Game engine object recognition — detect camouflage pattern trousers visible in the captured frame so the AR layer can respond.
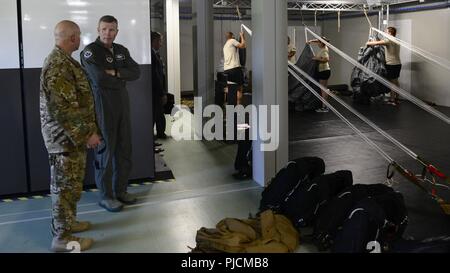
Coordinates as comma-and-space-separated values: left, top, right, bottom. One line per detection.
49, 151, 87, 239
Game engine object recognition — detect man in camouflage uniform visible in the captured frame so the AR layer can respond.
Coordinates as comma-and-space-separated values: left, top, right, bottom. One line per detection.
40, 20, 101, 252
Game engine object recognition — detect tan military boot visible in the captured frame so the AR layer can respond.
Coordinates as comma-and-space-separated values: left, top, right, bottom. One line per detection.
72, 221, 92, 233
51, 236, 94, 252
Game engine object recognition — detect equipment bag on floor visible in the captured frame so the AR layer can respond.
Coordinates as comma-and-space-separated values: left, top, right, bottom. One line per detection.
259, 157, 325, 213
281, 170, 354, 229
332, 191, 408, 253
190, 209, 299, 253
313, 184, 396, 251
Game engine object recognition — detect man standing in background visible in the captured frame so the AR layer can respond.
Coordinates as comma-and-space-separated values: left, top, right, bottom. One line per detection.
223, 31, 246, 106
151, 31, 168, 140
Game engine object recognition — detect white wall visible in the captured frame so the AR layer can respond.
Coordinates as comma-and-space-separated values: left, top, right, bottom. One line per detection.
393, 9, 450, 107
0, 0, 20, 69
322, 9, 450, 107
322, 15, 378, 89
21, 0, 152, 68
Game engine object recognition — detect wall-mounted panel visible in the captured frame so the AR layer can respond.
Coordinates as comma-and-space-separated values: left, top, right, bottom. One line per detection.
0, 0, 29, 196
0, 70, 29, 196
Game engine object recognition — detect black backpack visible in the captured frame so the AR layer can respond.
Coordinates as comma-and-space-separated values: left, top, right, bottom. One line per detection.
281, 170, 354, 229
313, 184, 395, 251
332, 191, 408, 253
259, 157, 325, 213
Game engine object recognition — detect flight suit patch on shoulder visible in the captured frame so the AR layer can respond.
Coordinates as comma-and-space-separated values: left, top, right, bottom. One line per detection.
83, 50, 93, 59
116, 54, 126, 61
106, 57, 114, 63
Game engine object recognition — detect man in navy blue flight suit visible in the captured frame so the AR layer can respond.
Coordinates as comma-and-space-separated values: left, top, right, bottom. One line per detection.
81, 15, 140, 212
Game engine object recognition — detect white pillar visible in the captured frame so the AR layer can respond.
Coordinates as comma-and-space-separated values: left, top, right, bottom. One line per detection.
193, 0, 215, 108
252, 0, 289, 186
166, 0, 181, 104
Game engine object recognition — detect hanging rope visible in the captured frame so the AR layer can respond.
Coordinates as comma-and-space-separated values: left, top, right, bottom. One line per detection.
363, 8, 373, 36
236, 5, 242, 21
314, 10, 317, 27
300, 9, 304, 25
237, 5, 243, 34
288, 60, 450, 185
305, 27, 450, 125
337, 11, 341, 32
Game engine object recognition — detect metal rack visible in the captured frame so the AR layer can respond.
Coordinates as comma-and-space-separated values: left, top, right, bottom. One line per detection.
288, 1, 372, 12
151, 0, 422, 25
287, 1, 420, 29
213, 0, 251, 9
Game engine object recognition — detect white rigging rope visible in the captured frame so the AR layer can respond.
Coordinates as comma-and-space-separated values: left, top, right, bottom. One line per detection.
288, 60, 418, 160
305, 27, 450, 125
288, 67, 394, 163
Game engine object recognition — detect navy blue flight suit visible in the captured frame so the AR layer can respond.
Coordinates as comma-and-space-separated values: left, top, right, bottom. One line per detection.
81, 37, 140, 200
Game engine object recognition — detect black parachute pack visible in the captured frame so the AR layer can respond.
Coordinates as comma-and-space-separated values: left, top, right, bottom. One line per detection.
350, 35, 390, 104
312, 184, 405, 251
332, 191, 408, 253
288, 45, 321, 112
259, 157, 325, 213
281, 170, 354, 229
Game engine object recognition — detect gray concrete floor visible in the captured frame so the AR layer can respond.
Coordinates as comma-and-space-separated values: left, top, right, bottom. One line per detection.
0, 117, 267, 253
0, 114, 334, 253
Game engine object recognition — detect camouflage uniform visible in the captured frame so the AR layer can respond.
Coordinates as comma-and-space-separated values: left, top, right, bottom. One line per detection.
40, 46, 99, 239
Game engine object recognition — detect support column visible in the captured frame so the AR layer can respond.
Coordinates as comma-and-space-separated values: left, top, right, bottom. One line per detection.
252, 0, 288, 186
193, 0, 215, 108
166, 0, 181, 104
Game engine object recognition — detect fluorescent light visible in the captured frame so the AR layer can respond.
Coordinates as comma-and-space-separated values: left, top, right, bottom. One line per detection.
71, 15, 88, 21
70, 10, 88, 14
66, 0, 89, 7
